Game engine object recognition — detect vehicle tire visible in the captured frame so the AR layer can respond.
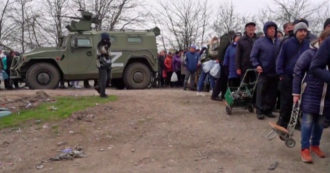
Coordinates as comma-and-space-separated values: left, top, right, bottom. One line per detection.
123, 62, 151, 89
26, 63, 60, 89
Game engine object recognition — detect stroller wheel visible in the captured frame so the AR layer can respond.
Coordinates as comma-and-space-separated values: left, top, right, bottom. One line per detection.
285, 138, 296, 148
247, 105, 254, 113
226, 106, 232, 115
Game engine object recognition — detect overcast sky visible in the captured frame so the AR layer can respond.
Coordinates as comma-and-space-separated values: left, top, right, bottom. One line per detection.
147, 0, 327, 16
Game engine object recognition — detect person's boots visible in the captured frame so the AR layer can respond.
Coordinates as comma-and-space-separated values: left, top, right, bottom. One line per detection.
94, 86, 100, 94
311, 146, 326, 158
301, 149, 313, 163
257, 114, 265, 120
84, 80, 91, 88
322, 118, 330, 128
276, 117, 287, 128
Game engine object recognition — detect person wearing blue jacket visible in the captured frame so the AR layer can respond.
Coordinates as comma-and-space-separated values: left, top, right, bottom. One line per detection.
183, 46, 200, 90
276, 22, 310, 127
224, 33, 241, 87
292, 30, 330, 163
250, 21, 280, 119
310, 36, 330, 129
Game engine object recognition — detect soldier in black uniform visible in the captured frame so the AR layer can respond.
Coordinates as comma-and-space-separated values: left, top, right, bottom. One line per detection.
95, 33, 112, 98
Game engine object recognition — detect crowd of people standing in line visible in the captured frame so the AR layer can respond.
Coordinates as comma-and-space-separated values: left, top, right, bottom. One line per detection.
157, 18, 330, 164
0, 48, 20, 89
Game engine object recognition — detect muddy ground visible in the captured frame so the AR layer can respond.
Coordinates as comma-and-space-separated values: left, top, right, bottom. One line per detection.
0, 88, 329, 173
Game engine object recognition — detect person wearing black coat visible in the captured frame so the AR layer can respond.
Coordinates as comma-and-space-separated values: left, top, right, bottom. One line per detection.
158, 50, 166, 87
310, 36, 330, 128
235, 22, 258, 76
235, 22, 258, 89
95, 33, 112, 98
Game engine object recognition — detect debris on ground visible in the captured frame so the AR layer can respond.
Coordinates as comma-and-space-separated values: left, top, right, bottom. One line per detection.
69, 112, 96, 122
0, 91, 55, 113
35, 160, 48, 170
268, 161, 279, 171
0, 108, 12, 118
35, 163, 44, 169
48, 106, 58, 111
1, 141, 10, 148
57, 141, 67, 147
49, 146, 85, 161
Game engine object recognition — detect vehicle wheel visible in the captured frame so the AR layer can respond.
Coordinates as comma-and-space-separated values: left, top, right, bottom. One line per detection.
248, 104, 254, 113
123, 62, 151, 89
285, 138, 296, 148
226, 106, 232, 115
26, 63, 60, 89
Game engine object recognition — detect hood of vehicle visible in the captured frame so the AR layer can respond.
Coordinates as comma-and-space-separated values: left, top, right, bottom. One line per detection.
23, 47, 64, 58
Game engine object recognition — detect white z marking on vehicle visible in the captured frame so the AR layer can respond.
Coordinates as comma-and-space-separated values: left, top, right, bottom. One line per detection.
111, 52, 123, 67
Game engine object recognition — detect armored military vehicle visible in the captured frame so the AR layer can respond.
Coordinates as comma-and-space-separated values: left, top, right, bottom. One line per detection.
10, 11, 159, 89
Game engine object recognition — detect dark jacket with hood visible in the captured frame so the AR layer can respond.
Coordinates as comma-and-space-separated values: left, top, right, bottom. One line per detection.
310, 37, 330, 83
223, 42, 239, 79
235, 32, 258, 72
250, 21, 280, 75
293, 41, 330, 115
276, 35, 310, 77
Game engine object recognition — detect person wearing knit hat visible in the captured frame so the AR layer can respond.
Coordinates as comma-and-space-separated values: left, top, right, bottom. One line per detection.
324, 18, 330, 31
294, 22, 308, 35
276, 21, 310, 128
293, 19, 317, 42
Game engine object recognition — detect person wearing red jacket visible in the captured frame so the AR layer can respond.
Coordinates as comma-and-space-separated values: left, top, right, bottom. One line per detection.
164, 51, 174, 87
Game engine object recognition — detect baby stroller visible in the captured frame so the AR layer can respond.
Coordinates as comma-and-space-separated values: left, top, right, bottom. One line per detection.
224, 69, 259, 115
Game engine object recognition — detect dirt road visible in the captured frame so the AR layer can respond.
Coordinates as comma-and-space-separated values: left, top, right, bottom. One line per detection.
0, 89, 329, 173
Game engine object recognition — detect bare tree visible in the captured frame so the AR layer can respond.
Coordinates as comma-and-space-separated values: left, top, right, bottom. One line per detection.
213, 2, 243, 36
271, 0, 327, 23
71, 0, 146, 31
155, 0, 210, 50
260, 0, 329, 33
45, 0, 69, 47
6, 0, 34, 52
0, 0, 11, 41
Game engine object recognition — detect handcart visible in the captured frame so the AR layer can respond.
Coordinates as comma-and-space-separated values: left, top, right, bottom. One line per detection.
268, 103, 301, 148
224, 69, 259, 115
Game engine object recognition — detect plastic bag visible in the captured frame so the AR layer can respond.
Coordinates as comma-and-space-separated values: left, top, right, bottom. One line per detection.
171, 72, 178, 82
202, 60, 214, 73
0, 70, 8, 80
210, 63, 221, 79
